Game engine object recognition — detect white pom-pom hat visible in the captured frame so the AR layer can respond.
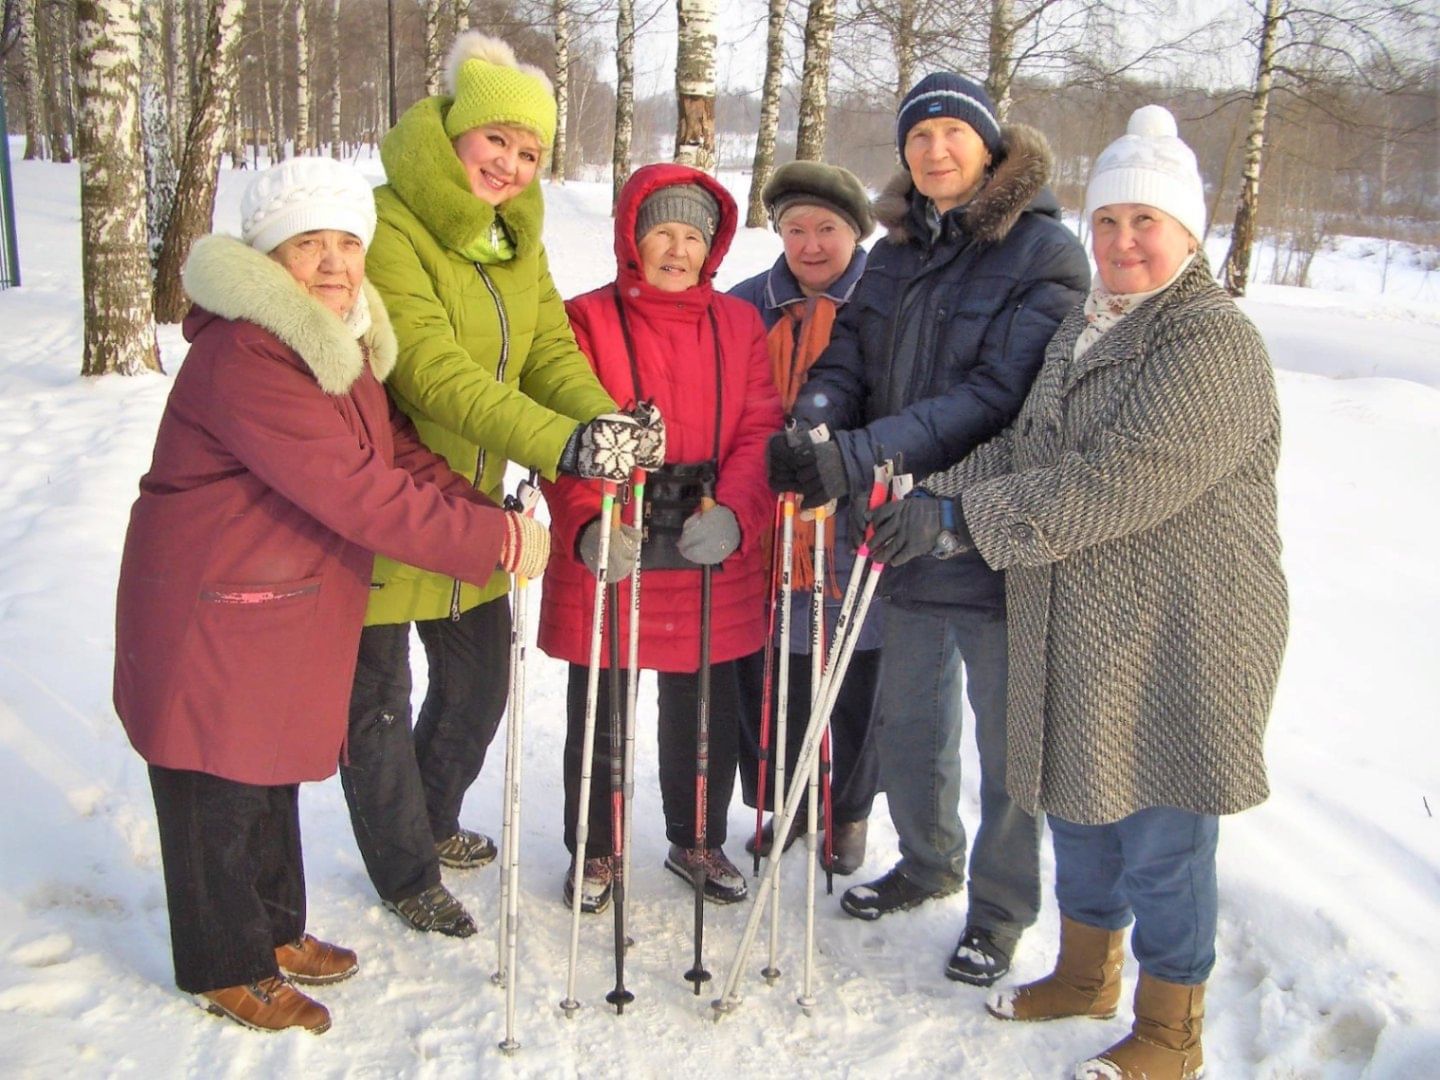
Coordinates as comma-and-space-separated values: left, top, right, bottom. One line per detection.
241, 156, 377, 254
1085, 105, 1205, 241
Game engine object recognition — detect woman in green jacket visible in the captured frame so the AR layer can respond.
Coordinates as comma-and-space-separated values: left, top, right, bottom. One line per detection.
342, 32, 653, 936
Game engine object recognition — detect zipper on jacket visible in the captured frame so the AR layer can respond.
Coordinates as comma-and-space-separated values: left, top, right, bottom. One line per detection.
449, 263, 513, 621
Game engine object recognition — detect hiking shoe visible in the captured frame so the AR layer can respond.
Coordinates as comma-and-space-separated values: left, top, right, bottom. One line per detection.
665, 844, 749, 904
744, 814, 803, 858
435, 828, 497, 869
839, 866, 957, 921
201, 975, 330, 1034
561, 857, 614, 915
823, 819, 869, 877
945, 925, 1013, 986
275, 934, 358, 985
384, 883, 477, 937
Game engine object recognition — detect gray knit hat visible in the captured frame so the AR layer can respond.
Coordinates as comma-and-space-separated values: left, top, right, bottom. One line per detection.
763, 161, 875, 240
634, 184, 720, 249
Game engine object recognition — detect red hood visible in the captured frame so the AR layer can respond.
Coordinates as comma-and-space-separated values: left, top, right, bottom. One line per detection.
613, 164, 738, 298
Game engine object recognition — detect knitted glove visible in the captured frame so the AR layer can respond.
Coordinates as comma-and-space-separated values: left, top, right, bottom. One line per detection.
795, 439, 849, 506
627, 401, 667, 470
559, 413, 644, 481
766, 431, 806, 493
677, 504, 740, 566
498, 512, 551, 579
578, 518, 642, 581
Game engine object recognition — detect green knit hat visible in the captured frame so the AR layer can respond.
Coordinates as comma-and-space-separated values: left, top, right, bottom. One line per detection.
763, 161, 875, 240
442, 32, 557, 148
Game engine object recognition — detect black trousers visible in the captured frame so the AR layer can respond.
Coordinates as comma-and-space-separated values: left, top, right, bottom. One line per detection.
148, 764, 304, 994
341, 596, 510, 902
735, 645, 881, 825
563, 660, 742, 859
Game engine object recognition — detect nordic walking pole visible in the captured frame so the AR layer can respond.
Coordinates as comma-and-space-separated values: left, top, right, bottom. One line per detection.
495, 474, 540, 1053
751, 496, 785, 876
711, 465, 902, 1018
798, 503, 826, 1014
562, 479, 620, 1018
684, 481, 718, 994
604, 554, 634, 1013
762, 493, 795, 985
620, 468, 645, 946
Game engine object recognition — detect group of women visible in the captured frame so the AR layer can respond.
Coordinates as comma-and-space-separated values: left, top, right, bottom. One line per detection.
113, 31, 1285, 1080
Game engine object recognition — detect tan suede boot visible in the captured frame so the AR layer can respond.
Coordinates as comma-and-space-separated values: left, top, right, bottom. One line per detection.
986, 916, 1124, 1022
1073, 973, 1206, 1080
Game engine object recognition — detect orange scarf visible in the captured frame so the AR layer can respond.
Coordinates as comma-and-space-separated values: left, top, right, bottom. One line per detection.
767, 298, 841, 598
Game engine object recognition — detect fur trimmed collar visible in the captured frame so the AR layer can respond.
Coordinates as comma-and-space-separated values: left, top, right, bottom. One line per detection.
181, 235, 398, 395
379, 96, 543, 258
875, 123, 1055, 247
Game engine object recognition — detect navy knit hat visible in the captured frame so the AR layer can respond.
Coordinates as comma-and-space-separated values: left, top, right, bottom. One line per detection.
896, 72, 1003, 158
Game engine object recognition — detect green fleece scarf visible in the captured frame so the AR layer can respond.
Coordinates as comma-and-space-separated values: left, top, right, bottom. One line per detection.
379, 96, 542, 264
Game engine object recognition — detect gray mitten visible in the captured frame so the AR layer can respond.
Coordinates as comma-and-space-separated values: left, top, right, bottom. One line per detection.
561, 413, 644, 481
578, 518, 642, 580
677, 504, 740, 566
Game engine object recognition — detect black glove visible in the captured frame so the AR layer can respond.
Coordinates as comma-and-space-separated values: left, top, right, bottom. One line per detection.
559, 413, 644, 481
795, 439, 848, 506
868, 496, 975, 566
766, 430, 807, 493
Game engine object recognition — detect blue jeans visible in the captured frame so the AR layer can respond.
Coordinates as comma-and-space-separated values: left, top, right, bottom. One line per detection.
1049, 807, 1219, 984
875, 601, 1040, 944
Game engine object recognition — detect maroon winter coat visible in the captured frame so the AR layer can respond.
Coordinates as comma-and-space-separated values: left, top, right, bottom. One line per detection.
537, 164, 782, 671
114, 235, 509, 786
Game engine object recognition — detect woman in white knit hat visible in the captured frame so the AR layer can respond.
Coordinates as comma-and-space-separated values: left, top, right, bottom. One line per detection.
114, 156, 550, 1034
861, 105, 1288, 1080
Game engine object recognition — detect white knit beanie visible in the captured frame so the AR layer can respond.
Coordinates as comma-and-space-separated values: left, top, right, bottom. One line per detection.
241, 156, 377, 254
1085, 105, 1205, 242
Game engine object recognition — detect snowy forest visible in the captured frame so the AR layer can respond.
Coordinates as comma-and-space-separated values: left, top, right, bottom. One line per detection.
0, 0, 1435, 375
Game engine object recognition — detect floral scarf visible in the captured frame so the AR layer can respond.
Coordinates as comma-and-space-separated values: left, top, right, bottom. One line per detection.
1074, 253, 1196, 360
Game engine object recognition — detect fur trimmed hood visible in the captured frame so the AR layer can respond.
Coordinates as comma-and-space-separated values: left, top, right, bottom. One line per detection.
876, 123, 1056, 246
180, 234, 397, 395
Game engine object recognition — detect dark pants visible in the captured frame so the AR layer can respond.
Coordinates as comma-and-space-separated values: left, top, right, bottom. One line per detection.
341, 596, 510, 902
1050, 808, 1220, 985
564, 660, 741, 859
735, 645, 880, 825
148, 764, 304, 994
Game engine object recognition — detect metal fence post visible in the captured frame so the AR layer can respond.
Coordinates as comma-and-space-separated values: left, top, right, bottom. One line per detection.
0, 84, 22, 290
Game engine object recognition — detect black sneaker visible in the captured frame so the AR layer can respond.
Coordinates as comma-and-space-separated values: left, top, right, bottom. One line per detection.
434, 828, 497, 869
384, 883, 477, 937
944, 925, 1012, 986
665, 844, 749, 904
839, 866, 957, 921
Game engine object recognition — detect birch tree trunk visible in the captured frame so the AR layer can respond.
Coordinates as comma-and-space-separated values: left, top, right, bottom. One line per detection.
153, 0, 248, 323
986, 0, 1016, 121
140, 2, 178, 270
75, 0, 161, 376
327, 0, 341, 157
1222, 0, 1282, 298
423, 0, 446, 95
172, 0, 193, 161
673, 0, 716, 171
745, 0, 787, 227
293, 0, 311, 156
40, 3, 73, 161
894, 0, 917, 105
551, 0, 570, 182
794, 0, 834, 161
262, 0, 286, 161
19, 0, 46, 159
611, 0, 634, 210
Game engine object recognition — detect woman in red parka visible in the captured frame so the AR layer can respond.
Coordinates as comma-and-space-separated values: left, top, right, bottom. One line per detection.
113, 157, 548, 1035
539, 164, 782, 911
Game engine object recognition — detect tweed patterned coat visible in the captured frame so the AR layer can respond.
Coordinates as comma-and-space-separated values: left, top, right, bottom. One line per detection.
924, 256, 1288, 825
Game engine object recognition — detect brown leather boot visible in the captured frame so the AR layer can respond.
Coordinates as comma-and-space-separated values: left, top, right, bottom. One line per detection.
987, 916, 1124, 1022
275, 934, 359, 985
824, 820, 869, 876
1074, 973, 1205, 1080
201, 975, 331, 1034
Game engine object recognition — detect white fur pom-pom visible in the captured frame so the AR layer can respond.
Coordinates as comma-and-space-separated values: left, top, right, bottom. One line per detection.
1127, 104, 1178, 139
444, 31, 518, 96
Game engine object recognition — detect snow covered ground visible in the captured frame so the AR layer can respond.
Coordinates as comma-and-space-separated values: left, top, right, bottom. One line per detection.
1, 151, 1437, 1078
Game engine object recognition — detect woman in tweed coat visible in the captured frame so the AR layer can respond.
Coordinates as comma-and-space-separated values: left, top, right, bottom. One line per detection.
866, 106, 1287, 1080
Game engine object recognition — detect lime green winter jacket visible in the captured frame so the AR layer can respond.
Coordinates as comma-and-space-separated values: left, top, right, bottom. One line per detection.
364, 96, 617, 625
